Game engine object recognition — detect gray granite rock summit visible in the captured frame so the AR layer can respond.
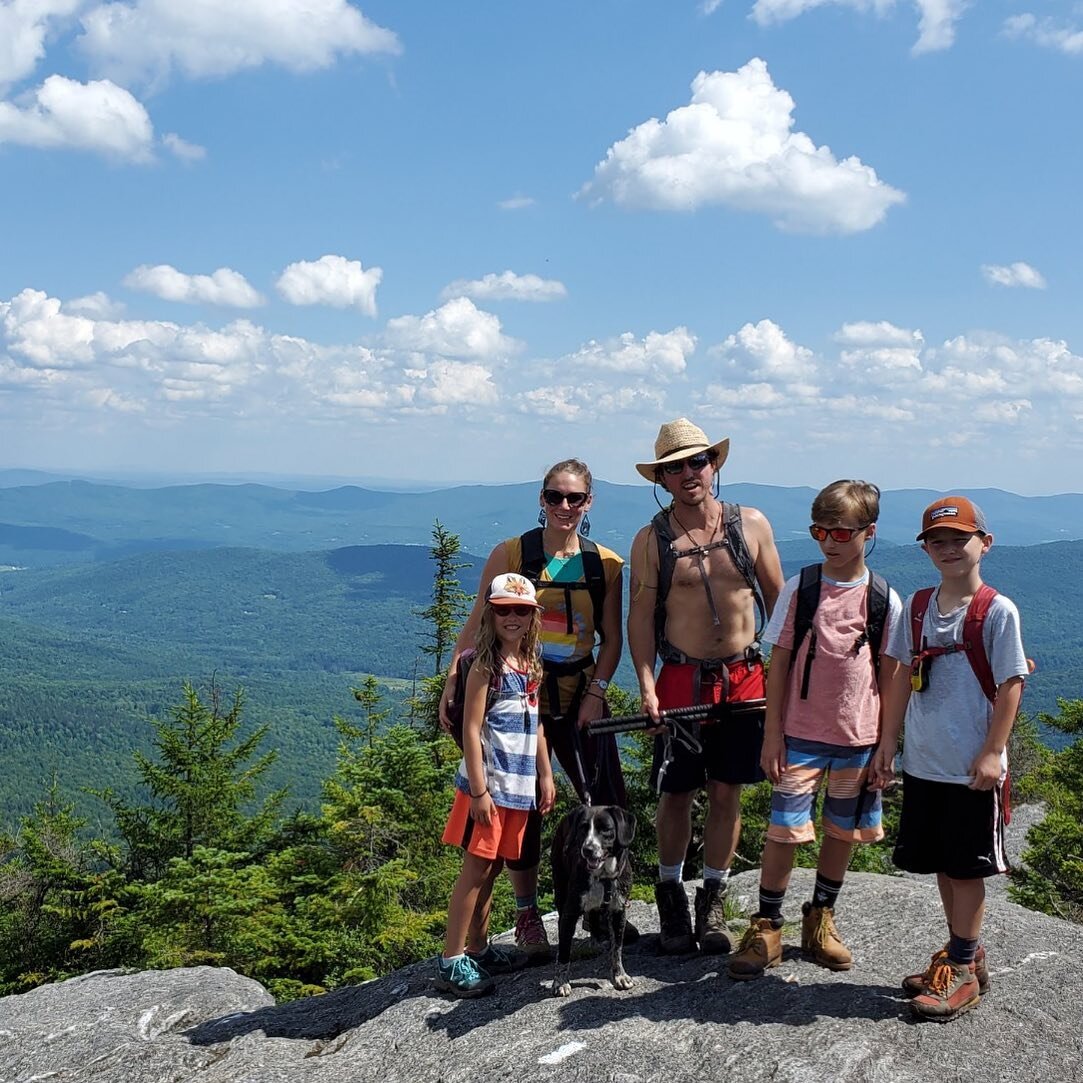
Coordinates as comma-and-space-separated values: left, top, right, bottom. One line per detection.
2, 868, 1082, 1083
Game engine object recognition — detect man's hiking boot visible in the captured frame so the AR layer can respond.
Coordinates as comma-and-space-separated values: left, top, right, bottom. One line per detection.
694, 879, 731, 954
654, 880, 695, 954
727, 916, 783, 980
903, 944, 989, 997
800, 902, 852, 971
467, 941, 529, 975
514, 905, 553, 964
910, 958, 981, 1021
433, 954, 494, 998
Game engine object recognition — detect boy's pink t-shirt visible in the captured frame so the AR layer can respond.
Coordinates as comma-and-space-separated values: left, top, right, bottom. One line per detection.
765, 570, 902, 746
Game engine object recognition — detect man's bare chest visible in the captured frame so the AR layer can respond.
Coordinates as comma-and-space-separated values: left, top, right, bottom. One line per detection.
668, 536, 747, 593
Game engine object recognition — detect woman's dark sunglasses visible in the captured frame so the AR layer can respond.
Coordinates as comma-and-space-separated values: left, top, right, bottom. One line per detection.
493, 604, 537, 617
661, 451, 714, 476
542, 489, 589, 507
809, 524, 870, 543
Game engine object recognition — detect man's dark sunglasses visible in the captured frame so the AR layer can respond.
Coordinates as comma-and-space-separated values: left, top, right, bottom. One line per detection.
494, 604, 537, 617
661, 451, 714, 476
542, 489, 589, 507
809, 524, 871, 543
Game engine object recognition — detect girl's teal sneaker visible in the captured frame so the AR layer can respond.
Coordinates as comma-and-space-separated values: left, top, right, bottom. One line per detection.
433, 953, 494, 998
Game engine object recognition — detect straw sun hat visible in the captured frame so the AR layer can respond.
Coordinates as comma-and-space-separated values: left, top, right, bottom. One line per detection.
635, 418, 730, 482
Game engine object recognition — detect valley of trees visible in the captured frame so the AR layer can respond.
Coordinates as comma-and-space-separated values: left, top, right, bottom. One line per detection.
1, 524, 1081, 1001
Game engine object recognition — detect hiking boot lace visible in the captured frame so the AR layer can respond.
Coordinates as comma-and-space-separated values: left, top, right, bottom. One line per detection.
447, 954, 487, 986
809, 908, 838, 949
925, 960, 955, 998
736, 923, 763, 953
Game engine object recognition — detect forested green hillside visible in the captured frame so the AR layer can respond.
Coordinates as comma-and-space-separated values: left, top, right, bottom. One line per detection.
0, 537, 1077, 823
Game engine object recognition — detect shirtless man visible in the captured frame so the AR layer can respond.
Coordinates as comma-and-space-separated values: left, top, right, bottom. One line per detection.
628, 418, 783, 954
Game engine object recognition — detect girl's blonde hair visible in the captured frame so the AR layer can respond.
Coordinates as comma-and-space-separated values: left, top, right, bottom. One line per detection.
474, 603, 543, 683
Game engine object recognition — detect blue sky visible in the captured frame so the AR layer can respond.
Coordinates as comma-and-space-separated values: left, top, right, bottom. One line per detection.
1, 0, 1080, 494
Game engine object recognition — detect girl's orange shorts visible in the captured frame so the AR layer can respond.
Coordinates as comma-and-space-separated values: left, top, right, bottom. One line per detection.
442, 790, 530, 861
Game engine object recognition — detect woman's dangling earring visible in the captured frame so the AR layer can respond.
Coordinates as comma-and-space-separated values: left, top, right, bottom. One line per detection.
580, 513, 591, 537
538, 508, 547, 527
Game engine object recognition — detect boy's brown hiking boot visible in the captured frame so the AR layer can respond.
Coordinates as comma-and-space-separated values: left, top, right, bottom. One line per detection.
727, 916, 783, 980
654, 880, 696, 954
800, 902, 852, 971
694, 880, 732, 954
910, 958, 981, 1021
903, 944, 989, 997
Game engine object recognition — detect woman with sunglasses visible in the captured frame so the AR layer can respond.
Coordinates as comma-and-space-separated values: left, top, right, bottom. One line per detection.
439, 458, 628, 960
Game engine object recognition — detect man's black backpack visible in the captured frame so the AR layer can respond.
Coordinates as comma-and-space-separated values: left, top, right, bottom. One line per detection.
789, 565, 890, 700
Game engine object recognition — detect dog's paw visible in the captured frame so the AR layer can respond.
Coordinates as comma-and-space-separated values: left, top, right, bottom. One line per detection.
551, 980, 573, 998
612, 971, 634, 991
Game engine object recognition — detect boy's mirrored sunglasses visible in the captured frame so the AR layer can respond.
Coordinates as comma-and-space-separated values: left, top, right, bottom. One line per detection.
809, 524, 871, 543
542, 489, 589, 507
493, 604, 537, 617
661, 451, 714, 475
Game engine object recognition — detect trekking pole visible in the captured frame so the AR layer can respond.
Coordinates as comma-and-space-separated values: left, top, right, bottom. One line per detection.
585, 699, 766, 737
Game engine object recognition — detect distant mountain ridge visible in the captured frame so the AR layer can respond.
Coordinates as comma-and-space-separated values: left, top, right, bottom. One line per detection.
2, 478, 1082, 570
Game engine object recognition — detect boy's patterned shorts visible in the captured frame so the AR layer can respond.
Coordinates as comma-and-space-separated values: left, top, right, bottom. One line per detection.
767, 736, 884, 845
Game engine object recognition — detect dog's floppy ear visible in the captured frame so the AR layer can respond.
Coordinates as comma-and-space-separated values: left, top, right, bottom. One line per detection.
613, 807, 636, 846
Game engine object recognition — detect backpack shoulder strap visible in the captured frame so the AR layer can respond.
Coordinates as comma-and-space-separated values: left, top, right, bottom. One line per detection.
517, 528, 545, 581
963, 584, 999, 703
790, 563, 822, 665
910, 587, 936, 655
866, 572, 891, 675
578, 536, 607, 645
723, 503, 767, 638
651, 508, 676, 652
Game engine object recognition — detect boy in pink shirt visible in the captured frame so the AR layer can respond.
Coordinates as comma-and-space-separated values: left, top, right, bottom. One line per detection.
729, 480, 902, 980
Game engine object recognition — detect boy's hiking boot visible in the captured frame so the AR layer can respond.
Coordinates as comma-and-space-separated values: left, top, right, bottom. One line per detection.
910, 958, 981, 1021
903, 944, 989, 997
514, 905, 553, 963
654, 880, 696, 954
694, 880, 732, 954
433, 954, 494, 998
467, 941, 529, 975
727, 916, 783, 980
800, 902, 852, 971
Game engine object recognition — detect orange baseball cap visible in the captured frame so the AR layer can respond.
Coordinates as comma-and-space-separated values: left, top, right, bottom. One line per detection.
917, 496, 988, 540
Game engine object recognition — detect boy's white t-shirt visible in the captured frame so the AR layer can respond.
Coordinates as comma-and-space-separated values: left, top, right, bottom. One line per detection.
765, 569, 903, 746
885, 589, 1028, 784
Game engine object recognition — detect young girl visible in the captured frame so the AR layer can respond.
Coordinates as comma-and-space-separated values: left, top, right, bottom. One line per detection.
435, 573, 557, 997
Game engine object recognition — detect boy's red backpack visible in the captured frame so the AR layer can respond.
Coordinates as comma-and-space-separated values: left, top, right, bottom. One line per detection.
909, 584, 1021, 822
444, 649, 498, 750
908, 584, 999, 703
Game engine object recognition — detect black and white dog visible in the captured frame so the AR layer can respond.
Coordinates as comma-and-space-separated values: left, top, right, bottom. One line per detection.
550, 804, 636, 998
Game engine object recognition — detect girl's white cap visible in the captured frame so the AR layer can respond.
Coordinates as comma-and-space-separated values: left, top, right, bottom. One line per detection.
487, 572, 543, 608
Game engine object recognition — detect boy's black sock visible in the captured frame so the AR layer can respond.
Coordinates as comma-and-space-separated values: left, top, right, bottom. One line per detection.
757, 885, 786, 922
948, 931, 979, 965
811, 873, 844, 910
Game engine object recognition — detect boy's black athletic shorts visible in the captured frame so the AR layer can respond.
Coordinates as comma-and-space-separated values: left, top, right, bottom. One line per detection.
893, 771, 1009, 879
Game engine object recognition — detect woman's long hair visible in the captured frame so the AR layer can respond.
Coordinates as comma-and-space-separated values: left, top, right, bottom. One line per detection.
474, 604, 542, 683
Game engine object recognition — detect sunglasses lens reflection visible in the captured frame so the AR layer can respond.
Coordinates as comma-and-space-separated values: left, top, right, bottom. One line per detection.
542, 489, 588, 507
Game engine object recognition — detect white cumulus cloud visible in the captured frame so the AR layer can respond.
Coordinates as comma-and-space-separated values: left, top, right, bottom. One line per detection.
276, 255, 382, 315
834, 320, 923, 348
382, 298, 517, 361
441, 271, 567, 304
0, 75, 154, 161
125, 264, 264, 307
162, 131, 205, 161
980, 262, 1047, 289
579, 59, 904, 234
750, 0, 966, 54
1003, 13, 1083, 55
64, 292, 126, 319
498, 195, 536, 210
0, 0, 83, 90
712, 318, 816, 382
78, 0, 401, 85
560, 327, 696, 377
